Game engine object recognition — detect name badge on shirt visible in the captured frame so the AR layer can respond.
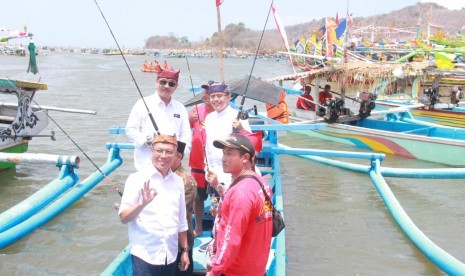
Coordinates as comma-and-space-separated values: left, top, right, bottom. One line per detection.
174, 114, 180, 118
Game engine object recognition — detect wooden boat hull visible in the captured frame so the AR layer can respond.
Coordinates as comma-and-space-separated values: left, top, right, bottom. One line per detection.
376, 100, 465, 129
0, 142, 28, 171
0, 79, 49, 171
140, 67, 158, 73
410, 108, 465, 129
292, 119, 465, 166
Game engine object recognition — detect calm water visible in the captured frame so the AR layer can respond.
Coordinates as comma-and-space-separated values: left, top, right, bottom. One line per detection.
1, 53, 464, 275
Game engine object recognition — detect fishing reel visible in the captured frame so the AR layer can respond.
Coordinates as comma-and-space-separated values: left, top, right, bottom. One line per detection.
237, 105, 258, 120
358, 92, 377, 119
324, 98, 344, 123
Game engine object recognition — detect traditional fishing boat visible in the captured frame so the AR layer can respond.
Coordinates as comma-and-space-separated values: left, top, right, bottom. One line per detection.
0, 78, 50, 171
289, 112, 465, 166
101, 125, 286, 275
101, 118, 465, 275
265, 65, 465, 166
374, 67, 465, 129
140, 67, 158, 73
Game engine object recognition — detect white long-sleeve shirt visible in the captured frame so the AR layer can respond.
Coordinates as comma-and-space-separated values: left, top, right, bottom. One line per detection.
119, 166, 188, 265
205, 105, 251, 186
126, 93, 191, 171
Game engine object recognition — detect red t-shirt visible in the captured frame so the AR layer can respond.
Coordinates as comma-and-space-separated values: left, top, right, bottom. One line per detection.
209, 173, 273, 276
318, 91, 333, 105
296, 94, 315, 110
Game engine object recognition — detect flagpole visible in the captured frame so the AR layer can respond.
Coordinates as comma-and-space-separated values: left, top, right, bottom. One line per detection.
216, 3, 225, 82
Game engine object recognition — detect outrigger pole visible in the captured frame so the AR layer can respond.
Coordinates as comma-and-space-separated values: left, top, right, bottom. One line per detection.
93, 0, 160, 136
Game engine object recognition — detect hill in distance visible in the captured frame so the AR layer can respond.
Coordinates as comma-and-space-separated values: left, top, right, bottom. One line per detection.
145, 2, 465, 52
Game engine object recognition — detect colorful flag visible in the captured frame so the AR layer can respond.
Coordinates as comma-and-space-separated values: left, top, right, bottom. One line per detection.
270, 1, 296, 73
434, 52, 455, 69
27, 41, 38, 74
216, 0, 223, 6
325, 17, 337, 57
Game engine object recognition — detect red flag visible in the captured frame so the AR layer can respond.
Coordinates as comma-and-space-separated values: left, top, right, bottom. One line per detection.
335, 12, 339, 25
216, 0, 223, 6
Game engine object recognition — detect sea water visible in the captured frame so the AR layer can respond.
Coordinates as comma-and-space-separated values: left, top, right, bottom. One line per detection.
1, 53, 464, 275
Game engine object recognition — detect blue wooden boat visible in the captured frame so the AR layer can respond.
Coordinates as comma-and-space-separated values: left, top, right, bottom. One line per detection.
288, 109, 465, 166
101, 126, 287, 275
101, 122, 465, 275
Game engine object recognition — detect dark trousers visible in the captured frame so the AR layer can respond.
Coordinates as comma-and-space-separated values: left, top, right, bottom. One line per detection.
175, 248, 193, 276
132, 254, 177, 276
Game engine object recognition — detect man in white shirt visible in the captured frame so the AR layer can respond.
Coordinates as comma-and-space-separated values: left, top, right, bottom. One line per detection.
126, 68, 191, 171
205, 82, 251, 187
119, 134, 190, 276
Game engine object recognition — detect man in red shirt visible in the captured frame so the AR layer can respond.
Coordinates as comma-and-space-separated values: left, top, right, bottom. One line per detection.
188, 81, 214, 237
296, 84, 315, 110
206, 134, 273, 276
318, 84, 333, 105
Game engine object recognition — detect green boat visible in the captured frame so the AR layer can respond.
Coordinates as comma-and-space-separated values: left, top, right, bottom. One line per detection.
0, 78, 49, 171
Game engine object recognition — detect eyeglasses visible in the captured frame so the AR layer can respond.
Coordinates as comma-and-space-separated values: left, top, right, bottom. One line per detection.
153, 148, 176, 156
158, 79, 177, 87
209, 93, 228, 99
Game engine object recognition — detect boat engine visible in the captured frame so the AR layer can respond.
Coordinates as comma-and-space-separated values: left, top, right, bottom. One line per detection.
358, 92, 377, 119
423, 86, 439, 108
324, 98, 345, 123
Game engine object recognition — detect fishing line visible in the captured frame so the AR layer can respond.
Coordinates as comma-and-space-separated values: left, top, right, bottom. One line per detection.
184, 55, 210, 170
20, 86, 124, 197
236, 0, 275, 119
93, 0, 160, 135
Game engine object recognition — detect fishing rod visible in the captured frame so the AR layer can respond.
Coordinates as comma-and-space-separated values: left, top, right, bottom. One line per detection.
236, 0, 274, 120
93, 0, 160, 136
27, 96, 123, 197
184, 55, 210, 171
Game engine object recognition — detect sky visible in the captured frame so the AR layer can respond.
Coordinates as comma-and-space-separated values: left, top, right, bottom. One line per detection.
1, 0, 464, 48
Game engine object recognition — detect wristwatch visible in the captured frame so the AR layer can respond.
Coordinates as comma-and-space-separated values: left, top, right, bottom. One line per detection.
180, 247, 189, 252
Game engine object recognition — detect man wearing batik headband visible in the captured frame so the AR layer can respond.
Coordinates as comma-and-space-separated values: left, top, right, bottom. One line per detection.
119, 134, 190, 276
204, 82, 251, 188
126, 67, 192, 171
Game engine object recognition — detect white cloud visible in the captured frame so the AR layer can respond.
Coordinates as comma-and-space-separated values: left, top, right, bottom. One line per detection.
420, 0, 465, 10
